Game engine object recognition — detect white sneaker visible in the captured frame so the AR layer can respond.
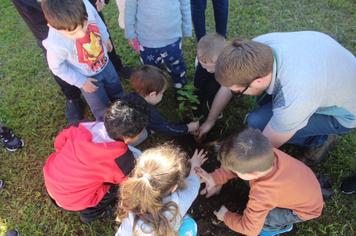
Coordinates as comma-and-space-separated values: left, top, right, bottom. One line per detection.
174, 83, 183, 89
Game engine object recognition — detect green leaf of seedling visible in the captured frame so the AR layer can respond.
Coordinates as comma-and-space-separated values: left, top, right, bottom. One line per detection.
177, 90, 190, 97
189, 96, 200, 104
178, 102, 186, 112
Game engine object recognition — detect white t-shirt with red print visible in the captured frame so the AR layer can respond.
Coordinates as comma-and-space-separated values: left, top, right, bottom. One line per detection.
43, 0, 109, 88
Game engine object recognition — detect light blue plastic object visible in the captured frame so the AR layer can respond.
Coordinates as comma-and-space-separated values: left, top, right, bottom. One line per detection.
259, 224, 293, 236
178, 215, 198, 236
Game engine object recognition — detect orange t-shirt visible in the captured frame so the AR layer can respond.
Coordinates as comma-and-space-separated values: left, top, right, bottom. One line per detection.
211, 148, 323, 236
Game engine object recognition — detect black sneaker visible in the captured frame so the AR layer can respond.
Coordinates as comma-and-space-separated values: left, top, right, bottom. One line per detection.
0, 179, 4, 189
303, 134, 340, 164
0, 127, 24, 152
117, 65, 133, 80
341, 174, 356, 195
79, 207, 116, 224
65, 99, 84, 125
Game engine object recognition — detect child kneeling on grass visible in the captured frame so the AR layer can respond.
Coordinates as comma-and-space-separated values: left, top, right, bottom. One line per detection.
116, 144, 207, 236
126, 65, 199, 136
43, 98, 148, 223
197, 128, 323, 236
42, 0, 124, 121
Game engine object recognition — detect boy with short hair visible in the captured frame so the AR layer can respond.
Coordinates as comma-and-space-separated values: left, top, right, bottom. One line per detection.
12, 0, 85, 124
41, 0, 124, 121
195, 33, 226, 116
197, 128, 323, 235
43, 98, 149, 223
127, 65, 199, 136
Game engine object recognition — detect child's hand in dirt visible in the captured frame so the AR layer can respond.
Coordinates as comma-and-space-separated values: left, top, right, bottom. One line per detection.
190, 149, 208, 176
195, 167, 222, 198
187, 121, 199, 133
128, 38, 140, 53
105, 39, 113, 52
214, 205, 229, 221
82, 78, 98, 93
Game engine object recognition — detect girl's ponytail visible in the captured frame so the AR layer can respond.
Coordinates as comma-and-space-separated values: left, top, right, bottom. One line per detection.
117, 144, 190, 236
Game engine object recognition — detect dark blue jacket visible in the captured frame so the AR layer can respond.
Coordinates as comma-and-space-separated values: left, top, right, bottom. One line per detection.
126, 93, 188, 136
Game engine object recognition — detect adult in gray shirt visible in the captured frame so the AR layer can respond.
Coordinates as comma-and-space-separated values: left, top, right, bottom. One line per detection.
198, 31, 356, 163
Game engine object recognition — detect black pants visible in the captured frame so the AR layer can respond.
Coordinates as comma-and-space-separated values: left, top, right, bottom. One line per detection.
49, 185, 118, 222
193, 63, 220, 116
79, 185, 119, 221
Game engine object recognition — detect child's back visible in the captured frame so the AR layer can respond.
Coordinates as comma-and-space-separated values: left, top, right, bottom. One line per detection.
117, 175, 199, 235
43, 98, 149, 223
116, 145, 207, 236
252, 149, 323, 220
125, 0, 191, 48
43, 123, 132, 211
199, 129, 323, 235
125, 0, 191, 88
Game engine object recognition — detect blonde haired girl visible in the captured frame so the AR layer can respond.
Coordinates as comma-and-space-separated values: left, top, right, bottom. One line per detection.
116, 144, 207, 236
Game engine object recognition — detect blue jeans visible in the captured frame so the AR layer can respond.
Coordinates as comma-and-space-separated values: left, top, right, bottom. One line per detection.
246, 95, 351, 148
191, 0, 229, 41
263, 208, 303, 231
140, 39, 187, 85
81, 61, 124, 121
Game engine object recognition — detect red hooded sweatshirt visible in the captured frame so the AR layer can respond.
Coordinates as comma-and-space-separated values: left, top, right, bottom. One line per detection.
43, 124, 135, 211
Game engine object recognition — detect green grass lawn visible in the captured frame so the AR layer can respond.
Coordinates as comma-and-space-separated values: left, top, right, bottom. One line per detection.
0, 0, 355, 235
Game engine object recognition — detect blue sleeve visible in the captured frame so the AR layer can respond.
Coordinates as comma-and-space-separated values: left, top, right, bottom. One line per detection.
124, 0, 138, 39
180, 0, 192, 37
43, 36, 87, 88
148, 106, 189, 136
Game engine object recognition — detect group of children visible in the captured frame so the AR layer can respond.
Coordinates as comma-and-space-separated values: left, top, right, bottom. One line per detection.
3, 0, 355, 235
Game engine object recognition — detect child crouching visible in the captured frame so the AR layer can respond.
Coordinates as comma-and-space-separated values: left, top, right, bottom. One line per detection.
127, 65, 199, 136
43, 98, 148, 223
116, 145, 207, 236
197, 128, 323, 236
